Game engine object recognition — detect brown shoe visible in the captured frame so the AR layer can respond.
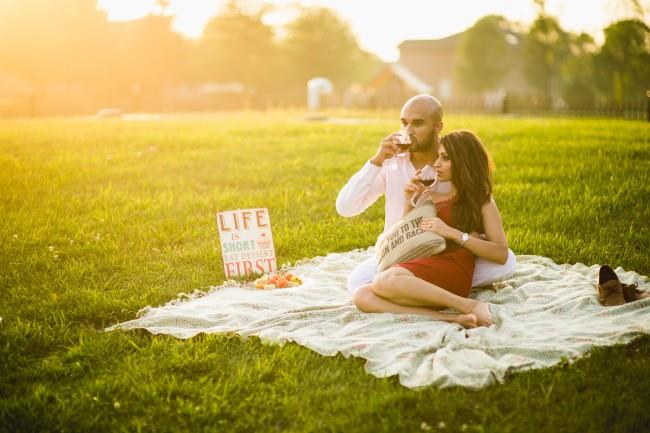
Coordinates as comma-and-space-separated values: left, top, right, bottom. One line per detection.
622, 282, 650, 303
597, 265, 625, 306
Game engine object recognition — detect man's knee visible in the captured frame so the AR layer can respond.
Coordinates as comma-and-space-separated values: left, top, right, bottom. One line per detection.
347, 258, 378, 294
472, 249, 517, 287
503, 249, 517, 274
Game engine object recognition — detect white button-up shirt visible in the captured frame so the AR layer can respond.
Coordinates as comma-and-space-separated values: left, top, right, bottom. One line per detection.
336, 154, 417, 234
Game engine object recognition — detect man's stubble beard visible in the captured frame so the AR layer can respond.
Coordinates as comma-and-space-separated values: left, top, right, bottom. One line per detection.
410, 135, 436, 154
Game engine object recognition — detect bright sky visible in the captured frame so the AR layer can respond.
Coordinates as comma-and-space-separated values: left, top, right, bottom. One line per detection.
97, 0, 646, 61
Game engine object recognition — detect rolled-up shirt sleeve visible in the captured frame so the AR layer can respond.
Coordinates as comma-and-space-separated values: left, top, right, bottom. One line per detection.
336, 160, 386, 217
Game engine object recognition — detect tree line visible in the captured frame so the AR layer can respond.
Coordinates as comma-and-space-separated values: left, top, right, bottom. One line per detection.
0, 0, 648, 113
0, 0, 380, 113
457, 2, 650, 108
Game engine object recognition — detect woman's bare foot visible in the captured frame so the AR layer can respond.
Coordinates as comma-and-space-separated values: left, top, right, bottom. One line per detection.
469, 301, 493, 327
455, 314, 478, 329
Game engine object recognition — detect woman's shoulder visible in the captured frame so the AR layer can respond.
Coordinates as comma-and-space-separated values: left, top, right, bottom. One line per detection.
481, 196, 502, 217
481, 196, 498, 209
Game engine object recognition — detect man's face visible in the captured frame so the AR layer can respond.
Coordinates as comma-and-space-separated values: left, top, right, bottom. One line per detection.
400, 101, 441, 153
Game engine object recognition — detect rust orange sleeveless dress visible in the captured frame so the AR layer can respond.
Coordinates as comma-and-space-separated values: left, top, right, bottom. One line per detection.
394, 196, 475, 298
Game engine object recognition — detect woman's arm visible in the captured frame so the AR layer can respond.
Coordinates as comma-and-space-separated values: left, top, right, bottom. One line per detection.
423, 197, 509, 264
402, 172, 426, 216
467, 198, 509, 263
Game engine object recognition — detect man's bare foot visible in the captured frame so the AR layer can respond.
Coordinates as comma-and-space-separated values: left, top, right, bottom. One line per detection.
469, 301, 493, 327
455, 314, 478, 329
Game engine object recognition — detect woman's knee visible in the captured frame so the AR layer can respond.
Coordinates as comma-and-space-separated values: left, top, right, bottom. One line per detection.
352, 285, 375, 312
371, 268, 404, 298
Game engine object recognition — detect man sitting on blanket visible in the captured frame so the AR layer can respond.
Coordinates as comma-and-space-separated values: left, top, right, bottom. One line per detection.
336, 94, 516, 295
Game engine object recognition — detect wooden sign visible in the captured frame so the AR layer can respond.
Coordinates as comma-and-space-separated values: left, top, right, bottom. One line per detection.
216, 208, 277, 278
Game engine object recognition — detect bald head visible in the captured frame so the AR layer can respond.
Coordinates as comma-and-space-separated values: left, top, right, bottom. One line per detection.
402, 94, 443, 124
399, 94, 444, 153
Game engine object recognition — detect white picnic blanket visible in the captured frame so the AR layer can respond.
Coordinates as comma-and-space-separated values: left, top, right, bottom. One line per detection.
106, 249, 650, 389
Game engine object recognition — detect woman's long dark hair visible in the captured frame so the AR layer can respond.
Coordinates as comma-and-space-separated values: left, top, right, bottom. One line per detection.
440, 130, 494, 234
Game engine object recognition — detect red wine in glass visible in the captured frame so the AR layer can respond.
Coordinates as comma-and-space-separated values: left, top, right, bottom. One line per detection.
420, 179, 435, 186
396, 132, 412, 152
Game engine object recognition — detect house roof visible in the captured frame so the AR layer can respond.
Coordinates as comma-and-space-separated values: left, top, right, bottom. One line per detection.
370, 28, 528, 97
367, 63, 432, 94
398, 33, 463, 50
389, 63, 432, 94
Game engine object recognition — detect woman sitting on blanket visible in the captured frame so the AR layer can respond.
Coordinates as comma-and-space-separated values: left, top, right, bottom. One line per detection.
352, 130, 508, 328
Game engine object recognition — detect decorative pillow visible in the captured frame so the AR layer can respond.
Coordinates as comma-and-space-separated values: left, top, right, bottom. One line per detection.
375, 200, 447, 272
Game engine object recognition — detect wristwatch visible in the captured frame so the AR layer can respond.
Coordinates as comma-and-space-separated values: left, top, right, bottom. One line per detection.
459, 232, 470, 247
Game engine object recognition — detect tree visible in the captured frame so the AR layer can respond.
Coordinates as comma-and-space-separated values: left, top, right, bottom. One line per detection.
522, 13, 570, 101
0, 0, 111, 85
198, 1, 279, 99
559, 33, 598, 108
107, 15, 190, 92
0, 0, 193, 112
281, 8, 378, 92
456, 15, 515, 94
594, 19, 650, 104
612, 0, 650, 20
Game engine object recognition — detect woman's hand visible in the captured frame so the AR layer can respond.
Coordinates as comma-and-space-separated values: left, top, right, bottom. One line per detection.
420, 217, 456, 239
404, 170, 425, 204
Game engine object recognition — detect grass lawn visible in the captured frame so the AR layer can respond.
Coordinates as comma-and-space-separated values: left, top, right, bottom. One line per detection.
1, 112, 649, 433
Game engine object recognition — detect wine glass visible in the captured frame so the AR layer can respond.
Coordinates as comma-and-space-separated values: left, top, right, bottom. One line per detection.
395, 130, 412, 154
